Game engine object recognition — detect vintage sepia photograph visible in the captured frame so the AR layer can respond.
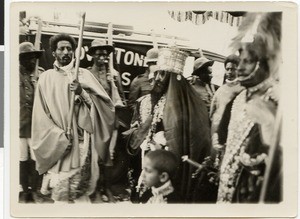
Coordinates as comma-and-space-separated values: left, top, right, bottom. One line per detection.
10, 1, 297, 217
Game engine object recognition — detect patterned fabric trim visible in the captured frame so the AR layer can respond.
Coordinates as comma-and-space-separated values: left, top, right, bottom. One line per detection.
139, 95, 152, 124
147, 180, 174, 204
217, 90, 254, 203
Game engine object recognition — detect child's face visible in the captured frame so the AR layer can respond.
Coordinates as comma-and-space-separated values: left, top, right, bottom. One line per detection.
142, 157, 163, 188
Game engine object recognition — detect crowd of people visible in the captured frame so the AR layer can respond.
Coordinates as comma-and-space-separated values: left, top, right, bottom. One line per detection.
18, 12, 282, 204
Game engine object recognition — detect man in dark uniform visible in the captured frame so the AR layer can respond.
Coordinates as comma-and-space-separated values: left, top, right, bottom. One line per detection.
190, 55, 215, 113
128, 48, 158, 109
19, 42, 44, 203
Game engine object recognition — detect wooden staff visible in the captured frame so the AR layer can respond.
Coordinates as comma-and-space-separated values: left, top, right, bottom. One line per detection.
259, 104, 282, 203
182, 155, 204, 170
66, 12, 86, 141
57, 12, 86, 171
107, 22, 124, 107
33, 18, 42, 86
67, 12, 86, 201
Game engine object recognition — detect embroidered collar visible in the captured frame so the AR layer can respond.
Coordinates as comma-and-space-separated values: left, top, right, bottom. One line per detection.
247, 77, 274, 98
151, 180, 174, 197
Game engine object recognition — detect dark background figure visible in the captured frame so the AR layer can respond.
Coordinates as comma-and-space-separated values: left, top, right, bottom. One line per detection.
19, 42, 46, 203
128, 48, 158, 110
190, 55, 215, 113
223, 54, 240, 83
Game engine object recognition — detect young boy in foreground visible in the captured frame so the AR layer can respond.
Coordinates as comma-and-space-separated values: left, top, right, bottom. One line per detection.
139, 150, 181, 203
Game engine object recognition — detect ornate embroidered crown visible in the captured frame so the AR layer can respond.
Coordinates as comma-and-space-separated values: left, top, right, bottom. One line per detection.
157, 47, 188, 74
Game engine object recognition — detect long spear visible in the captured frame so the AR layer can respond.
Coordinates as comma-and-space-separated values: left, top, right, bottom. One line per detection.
57, 12, 86, 171
66, 12, 86, 142
33, 18, 42, 87
259, 103, 282, 203
66, 13, 86, 201
107, 22, 124, 108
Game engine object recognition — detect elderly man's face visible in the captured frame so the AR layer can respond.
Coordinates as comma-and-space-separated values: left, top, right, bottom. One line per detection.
152, 70, 170, 94
93, 49, 109, 67
237, 48, 261, 87
225, 62, 238, 81
53, 41, 73, 66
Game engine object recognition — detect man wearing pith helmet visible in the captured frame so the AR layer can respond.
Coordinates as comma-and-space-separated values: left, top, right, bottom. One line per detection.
87, 38, 125, 107
190, 53, 215, 113
128, 48, 159, 109
87, 38, 127, 202
125, 47, 211, 203
19, 42, 45, 203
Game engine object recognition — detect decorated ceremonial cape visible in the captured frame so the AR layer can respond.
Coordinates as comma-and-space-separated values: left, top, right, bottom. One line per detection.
31, 62, 115, 176
217, 79, 280, 203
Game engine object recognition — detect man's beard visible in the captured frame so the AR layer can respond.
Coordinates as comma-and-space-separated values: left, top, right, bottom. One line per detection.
58, 55, 72, 66
150, 83, 167, 111
150, 71, 170, 111
151, 90, 164, 108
